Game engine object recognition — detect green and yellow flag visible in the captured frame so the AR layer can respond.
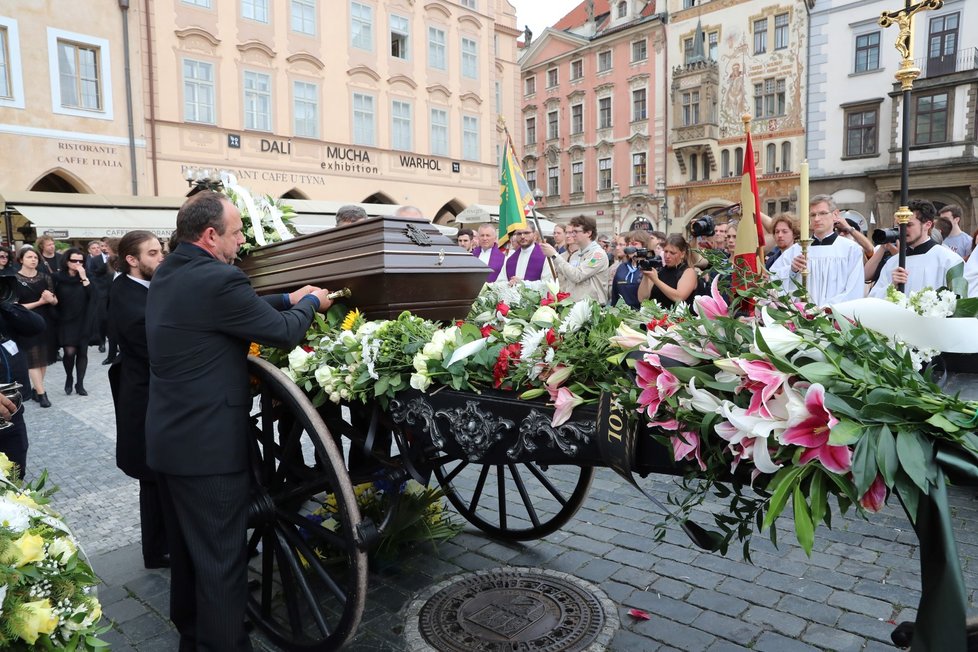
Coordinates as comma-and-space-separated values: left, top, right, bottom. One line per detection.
498, 135, 534, 247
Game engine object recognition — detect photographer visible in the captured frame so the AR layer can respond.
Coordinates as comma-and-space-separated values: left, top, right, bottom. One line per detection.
610, 230, 651, 309
0, 275, 46, 478
637, 234, 698, 309
868, 199, 963, 298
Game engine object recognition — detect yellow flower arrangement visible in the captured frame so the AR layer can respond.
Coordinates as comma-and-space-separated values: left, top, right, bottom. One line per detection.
10, 599, 59, 644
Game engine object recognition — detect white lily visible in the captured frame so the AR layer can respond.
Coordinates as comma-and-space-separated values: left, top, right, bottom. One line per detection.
446, 337, 489, 367
686, 377, 723, 414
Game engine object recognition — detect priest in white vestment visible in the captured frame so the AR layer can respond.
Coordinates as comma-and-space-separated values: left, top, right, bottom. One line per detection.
869, 200, 963, 298
965, 246, 978, 298
771, 195, 864, 305
500, 222, 554, 284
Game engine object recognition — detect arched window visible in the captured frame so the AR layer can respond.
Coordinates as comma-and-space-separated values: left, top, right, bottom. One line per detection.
765, 143, 776, 173
781, 141, 792, 172
690, 153, 699, 181
721, 149, 730, 177
735, 147, 744, 175
617, 1, 628, 18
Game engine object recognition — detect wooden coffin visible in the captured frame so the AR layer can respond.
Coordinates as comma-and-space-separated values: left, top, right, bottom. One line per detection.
238, 216, 490, 322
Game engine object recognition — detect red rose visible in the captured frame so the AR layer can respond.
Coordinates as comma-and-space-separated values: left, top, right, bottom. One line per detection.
557, 292, 570, 301
540, 293, 555, 306
455, 320, 466, 327
480, 324, 495, 338
545, 328, 558, 346
301, 345, 314, 353
496, 302, 510, 317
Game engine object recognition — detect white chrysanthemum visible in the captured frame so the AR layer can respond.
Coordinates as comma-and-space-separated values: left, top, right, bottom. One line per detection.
0, 495, 32, 532
520, 327, 548, 360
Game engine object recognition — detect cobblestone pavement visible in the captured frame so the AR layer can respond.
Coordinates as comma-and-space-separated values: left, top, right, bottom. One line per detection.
24, 347, 978, 651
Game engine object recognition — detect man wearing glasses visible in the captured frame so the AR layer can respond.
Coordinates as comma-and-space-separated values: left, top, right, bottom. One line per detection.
500, 222, 553, 284
771, 194, 864, 305
540, 215, 609, 303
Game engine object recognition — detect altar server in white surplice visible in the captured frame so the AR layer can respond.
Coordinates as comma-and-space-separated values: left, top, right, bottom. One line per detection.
869, 199, 963, 298
771, 194, 865, 306
965, 244, 978, 298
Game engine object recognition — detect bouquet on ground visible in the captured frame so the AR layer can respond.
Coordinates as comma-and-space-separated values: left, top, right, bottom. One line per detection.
0, 455, 107, 650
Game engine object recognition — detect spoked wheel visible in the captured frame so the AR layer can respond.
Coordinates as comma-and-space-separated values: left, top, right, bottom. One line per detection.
246, 357, 368, 651
430, 453, 594, 541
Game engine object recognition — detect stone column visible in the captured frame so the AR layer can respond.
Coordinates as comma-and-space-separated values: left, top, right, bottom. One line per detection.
875, 190, 896, 228
968, 184, 978, 233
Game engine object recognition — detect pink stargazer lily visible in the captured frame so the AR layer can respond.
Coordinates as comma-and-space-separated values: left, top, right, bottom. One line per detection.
551, 387, 585, 427
859, 474, 887, 512
719, 358, 790, 418
780, 383, 852, 473
671, 431, 707, 471
693, 276, 729, 320
655, 343, 699, 366
635, 356, 680, 418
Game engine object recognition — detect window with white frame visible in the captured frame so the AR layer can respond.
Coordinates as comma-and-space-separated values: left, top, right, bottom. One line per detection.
682, 91, 699, 125
632, 88, 646, 121
547, 166, 559, 196
547, 110, 558, 140
631, 39, 647, 62
461, 37, 478, 79
461, 0, 476, 8
753, 18, 767, 54
242, 0, 268, 23
571, 103, 583, 134
352, 92, 375, 145
430, 107, 448, 156
844, 105, 878, 156
391, 99, 412, 150
428, 27, 446, 70
0, 26, 11, 99
524, 75, 536, 95
462, 114, 479, 160
597, 50, 612, 72
546, 67, 558, 88
632, 152, 647, 186
598, 97, 611, 128
183, 59, 215, 124
291, 0, 315, 35
708, 31, 718, 61
525, 116, 536, 144
244, 71, 271, 130
571, 161, 583, 193
351, 2, 372, 51
570, 59, 583, 80
617, 1, 627, 18
598, 157, 612, 190
526, 169, 536, 191
57, 39, 102, 111
293, 80, 318, 137
754, 77, 785, 118
182, 0, 211, 7
390, 14, 409, 59
774, 13, 789, 50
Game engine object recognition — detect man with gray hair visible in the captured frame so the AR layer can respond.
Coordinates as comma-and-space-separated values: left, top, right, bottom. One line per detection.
393, 205, 424, 219
335, 204, 367, 226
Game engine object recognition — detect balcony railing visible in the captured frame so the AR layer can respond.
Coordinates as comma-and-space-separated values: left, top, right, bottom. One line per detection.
673, 123, 719, 143
913, 47, 978, 78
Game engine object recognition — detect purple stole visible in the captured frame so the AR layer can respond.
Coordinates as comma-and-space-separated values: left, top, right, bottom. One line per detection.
474, 246, 505, 280
504, 244, 547, 281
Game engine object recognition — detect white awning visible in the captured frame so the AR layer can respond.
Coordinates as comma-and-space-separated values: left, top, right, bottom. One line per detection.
13, 204, 176, 240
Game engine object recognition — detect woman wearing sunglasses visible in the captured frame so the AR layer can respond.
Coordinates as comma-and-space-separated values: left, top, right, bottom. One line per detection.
54, 248, 95, 396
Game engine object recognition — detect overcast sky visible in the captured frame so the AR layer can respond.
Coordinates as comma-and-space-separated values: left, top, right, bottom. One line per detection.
509, 0, 581, 40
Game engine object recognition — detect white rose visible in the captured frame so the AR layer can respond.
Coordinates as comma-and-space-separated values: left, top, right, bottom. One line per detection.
502, 323, 523, 339
314, 365, 334, 387
48, 537, 77, 564
280, 367, 297, 383
329, 392, 341, 403
529, 305, 558, 326
410, 372, 432, 391
340, 389, 350, 400
413, 352, 429, 374
287, 347, 313, 373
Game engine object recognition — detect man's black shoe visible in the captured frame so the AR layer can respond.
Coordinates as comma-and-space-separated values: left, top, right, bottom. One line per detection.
102, 357, 116, 365
144, 554, 170, 569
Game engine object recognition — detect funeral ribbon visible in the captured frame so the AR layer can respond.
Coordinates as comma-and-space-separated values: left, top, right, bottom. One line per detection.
830, 298, 978, 354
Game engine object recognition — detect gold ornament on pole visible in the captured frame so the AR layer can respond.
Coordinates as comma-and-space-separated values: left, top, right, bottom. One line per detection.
878, 0, 943, 292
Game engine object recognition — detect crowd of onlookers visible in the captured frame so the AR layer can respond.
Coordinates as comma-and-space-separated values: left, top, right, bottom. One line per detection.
0, 236, 118, 407
456, 198, 978, 311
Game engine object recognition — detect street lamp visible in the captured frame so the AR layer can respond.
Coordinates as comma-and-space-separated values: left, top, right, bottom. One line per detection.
182, 165, 226, 194
532, 187, 544, 206
655, 177, 670, 234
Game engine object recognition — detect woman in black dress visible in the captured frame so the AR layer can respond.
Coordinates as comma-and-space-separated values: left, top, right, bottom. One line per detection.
13, 247, 59, 407
54, 248, 95, 396
637, 234, 699, 310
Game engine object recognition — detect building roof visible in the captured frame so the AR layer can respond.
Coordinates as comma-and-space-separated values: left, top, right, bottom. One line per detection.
553, 0, 610, 32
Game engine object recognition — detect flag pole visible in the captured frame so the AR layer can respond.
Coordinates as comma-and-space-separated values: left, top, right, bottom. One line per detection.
501, 123, 556, 280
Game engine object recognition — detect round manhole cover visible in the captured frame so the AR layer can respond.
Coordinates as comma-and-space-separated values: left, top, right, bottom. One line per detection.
404, 567, 618, 651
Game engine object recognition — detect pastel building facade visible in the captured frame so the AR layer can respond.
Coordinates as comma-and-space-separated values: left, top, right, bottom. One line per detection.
518, 0, 667, 236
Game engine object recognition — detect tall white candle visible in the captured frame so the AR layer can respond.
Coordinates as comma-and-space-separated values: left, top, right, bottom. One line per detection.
799, 160, 810, 241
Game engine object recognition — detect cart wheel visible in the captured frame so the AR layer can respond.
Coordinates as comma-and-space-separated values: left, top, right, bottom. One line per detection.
430, 453, 594, 541
246, 356, 368, 651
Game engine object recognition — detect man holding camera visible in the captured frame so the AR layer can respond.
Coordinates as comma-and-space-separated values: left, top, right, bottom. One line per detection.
771, 194, 864, 305
540, 215, 609, 303
868, 199, 963, 298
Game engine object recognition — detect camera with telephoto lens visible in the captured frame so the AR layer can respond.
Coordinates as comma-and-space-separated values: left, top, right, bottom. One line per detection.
689, 214, 716, 238
872, 228, 900, 246
623, 246, 664, 271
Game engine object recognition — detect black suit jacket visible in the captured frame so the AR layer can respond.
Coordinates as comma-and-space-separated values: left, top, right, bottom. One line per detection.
145, 243, 317, 476
109, 275, 153, 479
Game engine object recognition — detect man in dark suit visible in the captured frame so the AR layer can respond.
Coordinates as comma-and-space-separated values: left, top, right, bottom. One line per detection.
145, 191, 332, 651
85, 239, 111, 352
108, 230, 168, 569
